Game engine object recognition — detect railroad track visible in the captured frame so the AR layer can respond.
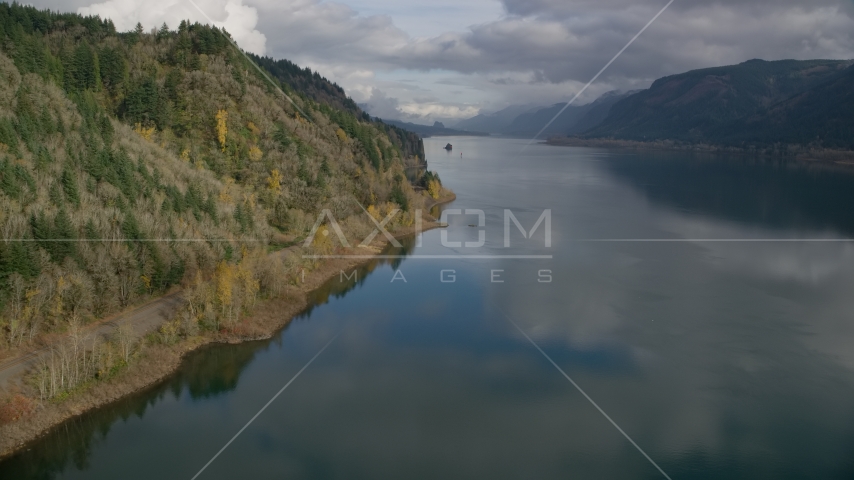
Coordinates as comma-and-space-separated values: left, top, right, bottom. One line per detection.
0, 350, 45, 373
0, 290, 185, 389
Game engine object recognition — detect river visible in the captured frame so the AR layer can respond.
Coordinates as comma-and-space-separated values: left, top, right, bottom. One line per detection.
3, 136, 854, 479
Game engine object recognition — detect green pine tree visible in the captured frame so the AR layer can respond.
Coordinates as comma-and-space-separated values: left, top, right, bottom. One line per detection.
49, 182, 63, 206
52, 208, 77, 262
61, 168, 80, 207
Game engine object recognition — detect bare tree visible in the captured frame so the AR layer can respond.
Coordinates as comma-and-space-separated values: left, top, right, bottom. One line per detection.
115, 322, 135, 364
5, 274, 27, 346
111, 245, 137, 308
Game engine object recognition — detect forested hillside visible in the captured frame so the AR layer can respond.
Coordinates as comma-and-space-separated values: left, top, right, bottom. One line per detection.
584, 59, 854, 149
743, 64, 854, 148
0, 3, 441, 354
565, 90, 638, 136
249, 54, 427, 161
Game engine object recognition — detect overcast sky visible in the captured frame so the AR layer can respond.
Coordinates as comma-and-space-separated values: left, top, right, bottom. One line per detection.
27, 0, 854, 124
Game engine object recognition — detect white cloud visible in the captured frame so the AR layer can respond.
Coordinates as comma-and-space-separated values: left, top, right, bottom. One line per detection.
361, 89, 401, 119
360, 88, 478, 124
397, 102, 479, 120
78, 0, 267, 55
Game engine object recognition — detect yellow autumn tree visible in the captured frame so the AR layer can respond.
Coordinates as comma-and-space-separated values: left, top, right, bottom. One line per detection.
366, 205, 380, 221
215, 109, 228, 152
267, 169, 282, 194
427, 179, 441, 199
248, 146, 263, 162
215, 261, 235, 325
236, 260, 259, 313
367, 203, 398, 223
140, 275, 152, 293
336, 128, 347, 142
133, 123, 156, 141
244, 192, 257, 210
219, 176, 235, 202
247, 121, 260, 138
312, 226, 334, 254
398, 210, 414, 227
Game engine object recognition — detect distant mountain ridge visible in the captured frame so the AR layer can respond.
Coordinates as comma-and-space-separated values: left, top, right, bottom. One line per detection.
452, 104, 539, 133
380, 119, 488, 137
567, 90, 642, 135
584, 59, 854, 149
502, 102, 592, 136
450, 91, 635, 137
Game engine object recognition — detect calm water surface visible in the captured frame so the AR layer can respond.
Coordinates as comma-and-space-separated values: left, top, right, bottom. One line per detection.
4, 137, 854, 479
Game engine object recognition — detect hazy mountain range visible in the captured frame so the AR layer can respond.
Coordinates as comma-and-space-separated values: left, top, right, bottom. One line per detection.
379, 119, 489, 138
452, 104, 540, 134
379, 90, 637, 138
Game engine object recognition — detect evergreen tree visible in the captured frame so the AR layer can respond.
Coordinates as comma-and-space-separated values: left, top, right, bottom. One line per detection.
99, 46, 127, 94
30, 211, 52, 257
65, 41, 100, 92
35, 146, 53, 171
273, 123, 291, 149
390, 184, 409, 211
61, 168, 80, 207
233, 203, 252, 233
203, 193, 217, 223
84, 218, 98, 240
1, 159, 35, 201
39, 105, 56, 134
157, 22, 169, 41
233, 203, 245, 232
52, 207, 77, 261
297, 159, 310, 184
49, 182, 62, 205
164, 69, 183, 102
99, 113, 114, 145
122, 77, 166, 128
0, 118, 20, 157
122, 211, 141, 241
0, 241, 39, 285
